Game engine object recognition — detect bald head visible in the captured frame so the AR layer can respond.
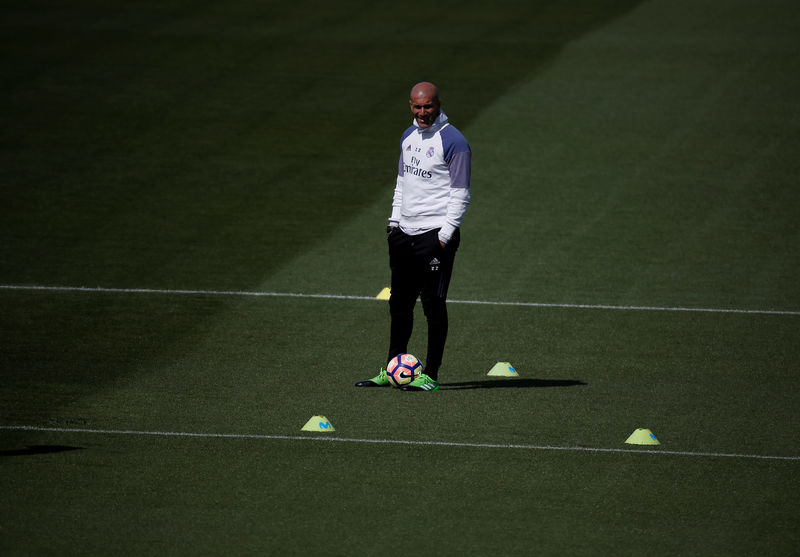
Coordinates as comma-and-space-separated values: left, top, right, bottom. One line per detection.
409, 82, 441, 129
411, 82, 439, 102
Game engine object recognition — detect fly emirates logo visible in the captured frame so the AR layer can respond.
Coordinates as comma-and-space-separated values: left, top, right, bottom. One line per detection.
404, 155, 433, 179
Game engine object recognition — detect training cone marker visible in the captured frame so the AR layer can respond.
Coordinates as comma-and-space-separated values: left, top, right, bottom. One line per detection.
625, 428, 660, 445
487, 362, 519, 377
376, 287, 391, 300
301, 416, 335, 432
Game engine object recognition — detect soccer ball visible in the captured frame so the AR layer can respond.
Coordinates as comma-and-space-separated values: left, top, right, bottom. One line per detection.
386, 354, 422, 388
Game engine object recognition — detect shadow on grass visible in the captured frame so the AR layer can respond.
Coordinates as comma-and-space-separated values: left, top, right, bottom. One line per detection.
0, 445, 84, 457
440, 378, 587, 390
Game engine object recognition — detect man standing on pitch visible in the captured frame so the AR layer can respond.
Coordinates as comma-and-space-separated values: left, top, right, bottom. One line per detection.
356, 82, 471, 392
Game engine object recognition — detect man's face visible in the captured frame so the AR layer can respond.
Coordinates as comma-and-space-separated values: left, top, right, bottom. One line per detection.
409, 92, 441, 128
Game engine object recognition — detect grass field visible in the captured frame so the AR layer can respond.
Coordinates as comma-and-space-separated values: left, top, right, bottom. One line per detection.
2, 0, 799, 555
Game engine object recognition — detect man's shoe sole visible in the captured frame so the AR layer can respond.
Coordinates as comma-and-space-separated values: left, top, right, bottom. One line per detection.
400, 384, 439, 391
355, 380, 387, 387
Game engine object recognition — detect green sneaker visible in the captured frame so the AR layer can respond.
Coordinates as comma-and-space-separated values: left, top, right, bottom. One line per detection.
400, 373, 439, 391
355, 368, 389, 387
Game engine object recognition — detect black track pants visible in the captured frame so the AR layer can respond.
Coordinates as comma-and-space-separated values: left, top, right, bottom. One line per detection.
387, 228, 460, 380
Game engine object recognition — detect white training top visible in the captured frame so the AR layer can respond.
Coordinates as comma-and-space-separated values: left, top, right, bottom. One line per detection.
389, 111, 471, 244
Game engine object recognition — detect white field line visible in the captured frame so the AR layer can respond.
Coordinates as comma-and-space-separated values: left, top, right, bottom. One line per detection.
1, 284, 798, 316
1, 425, 798, 461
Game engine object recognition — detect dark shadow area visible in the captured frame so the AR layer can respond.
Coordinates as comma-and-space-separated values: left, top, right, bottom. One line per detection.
0, 445, 84, 457
440, 378, 587, 390
0, 0, 647, 291
0, 0, 637, 423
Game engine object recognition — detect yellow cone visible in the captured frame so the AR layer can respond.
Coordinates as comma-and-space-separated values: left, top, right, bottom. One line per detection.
301, 416, 335, 432
625, 428, 660, 445
487, 362, 519, 377
376, 287, 391, 300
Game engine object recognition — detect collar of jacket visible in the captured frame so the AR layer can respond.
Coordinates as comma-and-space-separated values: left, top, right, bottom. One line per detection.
412, 110, 449, 134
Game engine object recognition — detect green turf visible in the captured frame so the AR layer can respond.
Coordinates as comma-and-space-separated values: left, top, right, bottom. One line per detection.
0, 0, 644, 290
2, 0, 799, 555
2, 432, 796, 556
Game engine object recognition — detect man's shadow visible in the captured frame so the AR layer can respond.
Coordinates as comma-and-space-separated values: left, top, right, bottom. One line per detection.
440, 378, 586, 390
0, 445, 83, 457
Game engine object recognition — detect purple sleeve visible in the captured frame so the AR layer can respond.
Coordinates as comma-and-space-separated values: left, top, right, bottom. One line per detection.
440, 125, 471, 189
447, 150, 471, 189
398, 125, 415, 177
